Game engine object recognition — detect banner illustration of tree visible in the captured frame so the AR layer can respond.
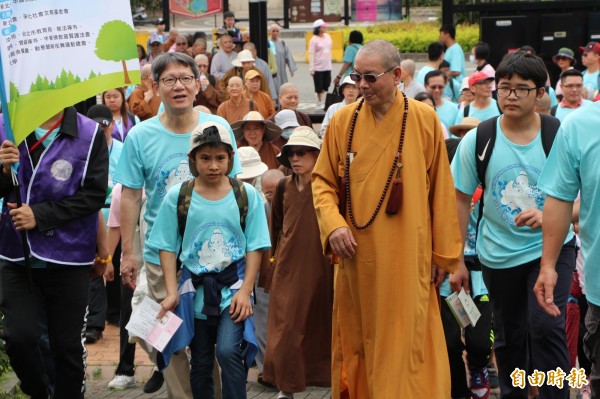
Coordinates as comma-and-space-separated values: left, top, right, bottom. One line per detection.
170, 0, 223, 18
0, 1, 140, 145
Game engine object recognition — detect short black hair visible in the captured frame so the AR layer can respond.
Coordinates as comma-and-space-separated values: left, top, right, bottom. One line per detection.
439, 24, 456, 39
439, 60, 450, 69
414, 91, 436, 107
349, 30, 364, 45
519, 45, 536, 55
428, 42, 445, 62
473, 42, 489, 61
425, 69, 447, 85
495, 51, 548, 88
223, 11, 235, 19
313, 26, 321, 36
559, 68, 583, 82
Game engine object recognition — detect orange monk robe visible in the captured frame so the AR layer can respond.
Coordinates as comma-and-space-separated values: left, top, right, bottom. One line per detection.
312, 89, 462, 399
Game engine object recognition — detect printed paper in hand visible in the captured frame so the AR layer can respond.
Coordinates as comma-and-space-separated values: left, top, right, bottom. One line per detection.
125, 296, 182, 352
445, 288, 481, 328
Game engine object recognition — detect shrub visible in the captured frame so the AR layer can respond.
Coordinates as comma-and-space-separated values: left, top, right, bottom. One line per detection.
340, 22, 479, 53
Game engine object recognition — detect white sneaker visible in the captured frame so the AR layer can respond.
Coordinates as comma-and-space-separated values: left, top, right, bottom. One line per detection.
107, 374, 136, 390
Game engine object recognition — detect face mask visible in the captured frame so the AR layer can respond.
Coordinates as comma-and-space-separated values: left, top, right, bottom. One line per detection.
469, 54, 476, 64
282, 128, 295, 140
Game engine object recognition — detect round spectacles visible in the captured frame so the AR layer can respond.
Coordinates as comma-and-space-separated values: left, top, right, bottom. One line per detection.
497, 87, 538, 98
159, 75, 196, 86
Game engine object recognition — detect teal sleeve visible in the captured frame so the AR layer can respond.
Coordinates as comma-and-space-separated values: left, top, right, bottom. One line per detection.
147, 184, 182, 255
113, 131, 145, 189
450, 128, 479, 195
538, 127, 580, 201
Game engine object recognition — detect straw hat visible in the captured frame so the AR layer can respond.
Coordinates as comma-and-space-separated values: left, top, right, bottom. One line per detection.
278, 126, 322, 169
237, 146, 268, 180
449, 116, 481, 137
231, 111, 282, 141
232, 49, 255, 67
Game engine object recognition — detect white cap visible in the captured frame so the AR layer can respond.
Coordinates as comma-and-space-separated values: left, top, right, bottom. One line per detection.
232, 49, 255, 67
237, 146, 268, 180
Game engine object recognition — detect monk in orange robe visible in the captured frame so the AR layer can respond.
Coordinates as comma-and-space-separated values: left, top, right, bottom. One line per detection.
312, 39, 463, 398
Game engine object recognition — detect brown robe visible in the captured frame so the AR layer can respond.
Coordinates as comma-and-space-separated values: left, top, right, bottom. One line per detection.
262, 175, 333, 392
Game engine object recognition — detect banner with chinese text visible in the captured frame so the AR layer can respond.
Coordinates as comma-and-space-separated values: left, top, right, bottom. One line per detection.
0, 0, 140, 145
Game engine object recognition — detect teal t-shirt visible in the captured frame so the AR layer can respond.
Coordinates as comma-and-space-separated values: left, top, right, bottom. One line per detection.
112, 111, 242, 266
538, 101, 600, 306
101, 139, 123, 224
342, 44, 362, 78
436, 100, 459, 131
416, 65, 435, 86
444, 42, 466, 82
451, 117, 573, 269
583, 70, 599, 94
443, 77, 461, 103
455, 99, 501, 125
555, 100, 592, 122
147, 182, 271, 319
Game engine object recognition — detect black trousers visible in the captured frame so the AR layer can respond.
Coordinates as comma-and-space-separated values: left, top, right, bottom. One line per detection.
115, 280, 136, 376
87, 275, 106, 330
0, 260, 90, 399
482, 237, 576, 399
441, 294, 493, 398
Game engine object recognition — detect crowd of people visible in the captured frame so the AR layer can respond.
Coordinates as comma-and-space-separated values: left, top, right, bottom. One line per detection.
0, 11, 599, 399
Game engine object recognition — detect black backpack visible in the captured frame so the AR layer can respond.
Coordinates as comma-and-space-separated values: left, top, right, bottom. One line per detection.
474, 114, 561, 228
175, 177, 248, 270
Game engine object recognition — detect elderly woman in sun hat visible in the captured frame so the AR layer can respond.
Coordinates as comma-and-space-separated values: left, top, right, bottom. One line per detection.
320, 75, 360, 137
552, 47, 577, 99
220, 49, 271, 97
262, 126, 334, 398
232, 111, 282, 169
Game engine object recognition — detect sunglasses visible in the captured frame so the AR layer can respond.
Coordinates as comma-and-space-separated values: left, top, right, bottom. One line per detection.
555, 56, 570, 61
286, 148, 317, 157
428, 85, 445, 90
349, 66, 395, 83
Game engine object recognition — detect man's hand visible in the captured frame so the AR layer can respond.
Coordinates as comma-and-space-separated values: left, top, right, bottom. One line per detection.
431, 264, 447, 287
515, 208, 542, 229
104, 261, 115, 282
158, 294, 179, 319
0, 140, 19, 176
230, 289, 253, 323
90, 259, 107, 279
7, 203, 36, 231
534, 267, 560, 317
333, 75, 341, 85
120, 253, 138, 290
328, 227, 357, 259
449, 260, 470, 294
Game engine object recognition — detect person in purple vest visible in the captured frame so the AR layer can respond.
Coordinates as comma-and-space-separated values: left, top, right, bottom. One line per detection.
0, 106, 109, 398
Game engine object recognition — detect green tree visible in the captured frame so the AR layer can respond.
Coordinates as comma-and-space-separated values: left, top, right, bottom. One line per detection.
95, 20, 138, 84
9, 82, 19, 100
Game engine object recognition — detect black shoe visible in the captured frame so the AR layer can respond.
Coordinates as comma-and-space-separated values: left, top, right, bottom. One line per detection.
85, 328, 102, 344
143, 369, 164, 394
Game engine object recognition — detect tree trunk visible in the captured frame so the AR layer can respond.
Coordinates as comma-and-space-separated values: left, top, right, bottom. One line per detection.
121, 59, 131, 85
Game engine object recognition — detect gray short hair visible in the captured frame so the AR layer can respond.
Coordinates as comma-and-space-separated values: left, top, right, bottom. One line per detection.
152, 52, 200, 82
357, 40, 401, 70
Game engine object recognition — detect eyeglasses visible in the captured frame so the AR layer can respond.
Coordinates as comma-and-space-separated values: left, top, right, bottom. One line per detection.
349, 66, 395, 83
286, 148, 317, 157
555, 56, 569, 61
197, 64, 209, 68
562, 83, 583, 90
159, 75, 196, 86
497, 86, 538, 98
474, 80, 493, 86
271, 30, 279, 32
427, 85, 445, 90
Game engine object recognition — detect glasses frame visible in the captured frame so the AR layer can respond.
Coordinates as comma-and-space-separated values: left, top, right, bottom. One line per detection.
496, 86, 539, 99
286, 148, 318, 157
159, 75, 196, 86
349, 66, 395, 83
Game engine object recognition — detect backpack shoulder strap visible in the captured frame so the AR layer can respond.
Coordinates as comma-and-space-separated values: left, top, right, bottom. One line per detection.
177, 179, 195, 240
550, 104, 558, 117
540, 114, 561, 157
463, 104, 470, 118
475, 115, 500, 190
229, 177, 249, 231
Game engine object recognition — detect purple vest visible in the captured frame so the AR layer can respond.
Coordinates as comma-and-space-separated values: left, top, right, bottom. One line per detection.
0, 114, 100, 265
112, 114, 135, 142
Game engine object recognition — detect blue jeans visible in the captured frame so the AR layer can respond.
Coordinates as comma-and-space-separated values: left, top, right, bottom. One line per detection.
189, 308, 246, 399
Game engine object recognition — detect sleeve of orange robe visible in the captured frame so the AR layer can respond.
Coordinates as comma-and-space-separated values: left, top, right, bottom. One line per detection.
426, 112, 462, 274
312, 110, 351, 255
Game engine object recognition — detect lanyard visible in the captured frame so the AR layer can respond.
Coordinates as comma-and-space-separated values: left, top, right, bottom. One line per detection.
29, 117, 63, 154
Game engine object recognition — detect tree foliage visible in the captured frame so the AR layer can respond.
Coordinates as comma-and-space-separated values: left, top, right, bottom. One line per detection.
28, 70, 89, 93
95, 20, 138, 62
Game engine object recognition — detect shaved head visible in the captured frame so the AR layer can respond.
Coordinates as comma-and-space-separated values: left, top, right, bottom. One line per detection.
400, 59, 416, 77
